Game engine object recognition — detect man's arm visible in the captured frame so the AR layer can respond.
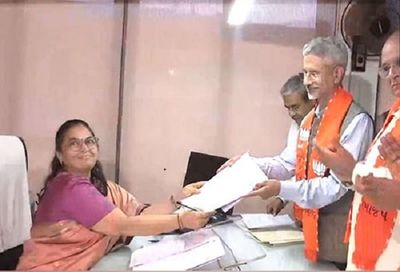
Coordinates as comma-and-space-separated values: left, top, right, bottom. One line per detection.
248, 113, 374, 209
278, 176, 347, 209
279, 113, 373, 208
252, 122, 298, 180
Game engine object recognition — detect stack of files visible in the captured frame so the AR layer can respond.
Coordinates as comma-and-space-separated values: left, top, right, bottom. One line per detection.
241, 214, 304, 246
129, 228, 225, 270
250, 229, 304, 246
242, 214, 296, 230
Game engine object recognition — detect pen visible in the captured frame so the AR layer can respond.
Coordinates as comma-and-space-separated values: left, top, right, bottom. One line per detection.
176, 201, 200, 212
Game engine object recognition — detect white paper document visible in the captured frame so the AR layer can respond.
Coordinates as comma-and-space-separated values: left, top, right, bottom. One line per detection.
129, 229, 225, 271
251, 229, 304, 245
241, 214, 295, 229
181, 153, 267, 212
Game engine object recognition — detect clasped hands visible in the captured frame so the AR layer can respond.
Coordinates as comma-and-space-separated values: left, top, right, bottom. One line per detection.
316, 133, 400, 210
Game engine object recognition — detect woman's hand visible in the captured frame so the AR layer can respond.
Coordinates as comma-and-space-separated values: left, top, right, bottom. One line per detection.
179, 211, 213, 230
181, 181, 206, 197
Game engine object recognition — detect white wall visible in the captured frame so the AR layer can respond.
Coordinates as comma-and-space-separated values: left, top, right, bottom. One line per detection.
0, 1, 341, 213
0, 2, 122, 194
119, 2, 330, 212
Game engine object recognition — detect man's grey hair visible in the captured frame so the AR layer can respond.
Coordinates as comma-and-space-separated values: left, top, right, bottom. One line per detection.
280, 73, 308, 100
303, 36, 348, 69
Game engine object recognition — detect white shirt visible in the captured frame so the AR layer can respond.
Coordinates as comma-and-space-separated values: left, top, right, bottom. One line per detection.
253, 109, 374, 209
252, 121, 299, 180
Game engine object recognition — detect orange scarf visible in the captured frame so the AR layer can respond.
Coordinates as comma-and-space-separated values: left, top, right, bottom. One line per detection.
351, 99, 400, 270
294, 88, 353, 262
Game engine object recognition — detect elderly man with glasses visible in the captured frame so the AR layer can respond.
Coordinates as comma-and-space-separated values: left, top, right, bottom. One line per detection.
315, 30, 400, 270
246, 36, 374, 268
219, 73, 315, 215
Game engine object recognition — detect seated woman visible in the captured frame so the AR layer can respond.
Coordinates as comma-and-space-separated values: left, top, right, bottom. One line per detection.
17, 119, 212, 270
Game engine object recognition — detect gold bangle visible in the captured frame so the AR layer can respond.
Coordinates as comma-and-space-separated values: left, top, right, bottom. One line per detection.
176, 213, 183, 230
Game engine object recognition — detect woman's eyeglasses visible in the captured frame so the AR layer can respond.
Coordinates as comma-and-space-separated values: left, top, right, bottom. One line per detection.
66, 136, 99, 151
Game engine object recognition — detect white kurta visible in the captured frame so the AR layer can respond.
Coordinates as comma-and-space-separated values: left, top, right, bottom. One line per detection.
347, 111, 400, 270
253, 112, 374, 209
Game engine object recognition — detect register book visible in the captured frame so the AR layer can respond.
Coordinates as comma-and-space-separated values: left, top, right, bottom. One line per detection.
129, 228, 225, 270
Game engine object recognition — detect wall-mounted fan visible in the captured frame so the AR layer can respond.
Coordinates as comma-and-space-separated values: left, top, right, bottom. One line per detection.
340, 0, 394, 56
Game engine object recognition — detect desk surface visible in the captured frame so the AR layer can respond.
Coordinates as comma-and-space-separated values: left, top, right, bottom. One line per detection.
92, 217, 337, 271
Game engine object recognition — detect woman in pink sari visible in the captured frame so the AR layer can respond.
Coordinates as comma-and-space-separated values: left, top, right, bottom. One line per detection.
17, 119, 211, 270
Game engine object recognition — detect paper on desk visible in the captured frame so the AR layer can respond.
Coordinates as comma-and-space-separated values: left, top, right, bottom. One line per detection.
130, 228, 225, 271
181, 153, 267, 212
241, 214, 295, 229
251, 229, 304, 245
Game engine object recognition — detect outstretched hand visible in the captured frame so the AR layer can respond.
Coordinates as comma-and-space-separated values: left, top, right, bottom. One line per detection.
315, 135, 356, 182
180, 211, 214, 230
181, 181, 206, 198
245, 180, 281, 200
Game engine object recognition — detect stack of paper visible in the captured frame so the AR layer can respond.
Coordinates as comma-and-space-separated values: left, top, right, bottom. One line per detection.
241, 214, 303, 246
129, 229, 225, 270
251, 229, 304, 246
241, 214, 295, 229
181, 153, 267, 212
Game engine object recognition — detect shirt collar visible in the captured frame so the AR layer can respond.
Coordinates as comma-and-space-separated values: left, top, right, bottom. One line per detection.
315, 105, 324, 119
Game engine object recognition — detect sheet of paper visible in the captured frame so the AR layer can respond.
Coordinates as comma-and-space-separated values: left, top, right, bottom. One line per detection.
251, 229, 304, 245
181, 153, 267, 212
130, 229, 225, 271
241, 214, 295, 229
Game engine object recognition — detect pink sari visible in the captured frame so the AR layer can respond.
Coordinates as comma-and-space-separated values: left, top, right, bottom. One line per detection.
17, 181, 144, 270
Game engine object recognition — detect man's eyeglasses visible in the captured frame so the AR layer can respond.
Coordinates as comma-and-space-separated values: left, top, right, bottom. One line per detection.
66, 136, 99, 152
303, 70, 320, 81
378, 58, 400, 78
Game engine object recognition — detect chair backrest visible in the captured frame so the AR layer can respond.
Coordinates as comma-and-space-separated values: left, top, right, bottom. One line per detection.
0, 136, 32, 270
183, 151, 228, 187
17, 137, 29, 171
183, 151, 233, 215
